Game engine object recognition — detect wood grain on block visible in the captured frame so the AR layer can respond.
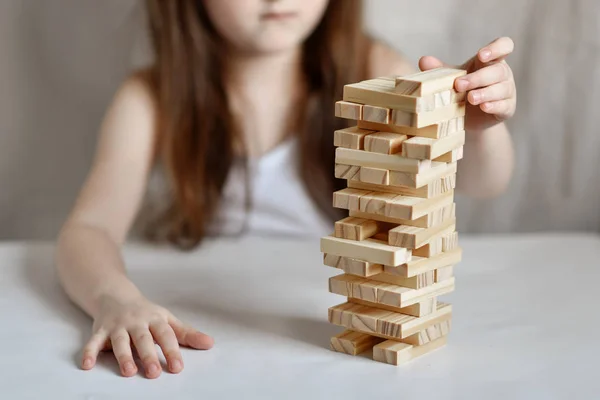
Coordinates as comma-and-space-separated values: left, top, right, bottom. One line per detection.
387, 191, 454, 221
350, 297, 437, 317
323, 253, 384, 277
358, 191, 399, 215
363, 105, 391, 124
334, 216, 381, 241
348, 179, 451, 199
369, 270, 435, 290
434, 146, 464, 163
388, 218, 456, 249
395, 68, 467, 96
359, 166, 390, 185
384, 248, 462, 277
402, 319, 451, 346
328, 301, 452, 340
333, 188, 371, 211
391, 103, 466, 129
335, 101, 363, 120
413, 237, 444, 258
389, 162, 457, 189
403, 130, 466, 160
334, 164, 360, 181
441, 231, 459, 251
364, 132, 407, 154
349, 202, 455, 229
320, 236, 412, 267
330, 330, 385, 356
336, 147, 431, 174
329, 274, 367, 297
343, 77, 464, 113
334, 276, 455, 308
358, 117, 465, 139
373, 336, 448, 366
333, 126, 376, 150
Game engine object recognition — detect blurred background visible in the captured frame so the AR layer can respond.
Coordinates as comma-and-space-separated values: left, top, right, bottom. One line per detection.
1, 0, 599, 240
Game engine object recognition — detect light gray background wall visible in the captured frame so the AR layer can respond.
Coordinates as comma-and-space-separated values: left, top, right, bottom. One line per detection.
1, 0, 600, 240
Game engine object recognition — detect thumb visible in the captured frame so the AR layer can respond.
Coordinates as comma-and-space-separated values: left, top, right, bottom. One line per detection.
418, 56, 451, 71
169, 315, 214, 350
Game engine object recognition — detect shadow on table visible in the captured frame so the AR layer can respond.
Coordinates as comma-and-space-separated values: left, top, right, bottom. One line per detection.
19, 245, 121, 375
173, 299, 340, 350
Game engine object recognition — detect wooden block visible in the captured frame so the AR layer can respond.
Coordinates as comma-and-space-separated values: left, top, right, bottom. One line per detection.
349, 202, 455, 229
441, 231, 459, 251
357, 191, 398, 215
336, 147, 431, 174
348, 177, 454, 199
385, 248, 462, 278
434, 146, 464, 163
389, 162, 457, 189
413, 237, 444, 258
369, 270, 435, 290
333, 188, 371, 211
373, 336, 448, 366
320, 236, 412, 267
333, 126, 376, 150
328, 301, 452, 340
402, 319, 451, 346
350, 190, 454, 221
323, 253, 384, 277
359, 166, 389, 185
334, 217, 381, 241
350, 297, 437, 317
340, 276, 455, 308
335, 101, 363, 120
391, 103, 466, 129
329, 274, 367, 297
364, 132, 408, 154
435, 265, 454, 282
330, 330, 385, 356
386, 191, 454, 221
358, 117, 465, 139
343, 77, 464, 113
394, 68, 467, 96
388, 218, 456, 249
334, 164, 360, 181
363, 105, 391, 124
403, 131, 466, 160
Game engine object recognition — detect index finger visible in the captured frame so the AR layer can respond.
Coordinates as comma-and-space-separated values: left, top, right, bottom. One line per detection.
478, 37, 515, 63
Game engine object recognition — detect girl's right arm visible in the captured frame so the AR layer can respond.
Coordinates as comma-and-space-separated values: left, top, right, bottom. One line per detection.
55, 75, 213, 379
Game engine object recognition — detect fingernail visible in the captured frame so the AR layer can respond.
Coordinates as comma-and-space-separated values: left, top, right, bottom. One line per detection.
82, 358, 93, 369
470, 92, 481, 104
480, 49, 492, 61
147, 363, 160, 376
170, 359, 183, 371
456, 79, 469, 92
123, 361, 136, 374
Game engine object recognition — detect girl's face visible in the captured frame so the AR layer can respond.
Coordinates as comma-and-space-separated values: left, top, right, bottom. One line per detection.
203, 0, 330, 54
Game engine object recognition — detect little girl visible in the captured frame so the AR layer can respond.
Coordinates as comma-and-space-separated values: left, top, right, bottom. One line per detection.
56, 0, 516, 379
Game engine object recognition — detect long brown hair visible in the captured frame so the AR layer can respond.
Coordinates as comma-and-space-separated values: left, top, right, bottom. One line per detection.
145, 0, 367, 249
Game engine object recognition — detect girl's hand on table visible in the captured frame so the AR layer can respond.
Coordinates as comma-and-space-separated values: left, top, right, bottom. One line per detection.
81, 295, 213, 379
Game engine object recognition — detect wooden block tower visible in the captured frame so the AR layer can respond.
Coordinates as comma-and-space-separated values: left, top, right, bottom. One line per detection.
321, 68, 466, 366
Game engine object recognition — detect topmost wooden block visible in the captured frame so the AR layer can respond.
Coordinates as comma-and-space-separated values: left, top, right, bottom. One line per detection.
395, 68, 467, 97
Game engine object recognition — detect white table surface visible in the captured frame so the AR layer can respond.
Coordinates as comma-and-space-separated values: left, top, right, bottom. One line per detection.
1, 234, 600, 399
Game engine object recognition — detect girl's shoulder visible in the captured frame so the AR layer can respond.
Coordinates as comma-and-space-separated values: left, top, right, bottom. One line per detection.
367, 39, 416, 78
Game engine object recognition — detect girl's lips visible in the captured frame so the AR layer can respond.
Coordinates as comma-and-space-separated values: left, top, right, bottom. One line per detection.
261, 12, 298, 21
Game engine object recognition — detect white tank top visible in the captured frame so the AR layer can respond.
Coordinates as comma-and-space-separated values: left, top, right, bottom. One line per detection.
138, 138, 332, 240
